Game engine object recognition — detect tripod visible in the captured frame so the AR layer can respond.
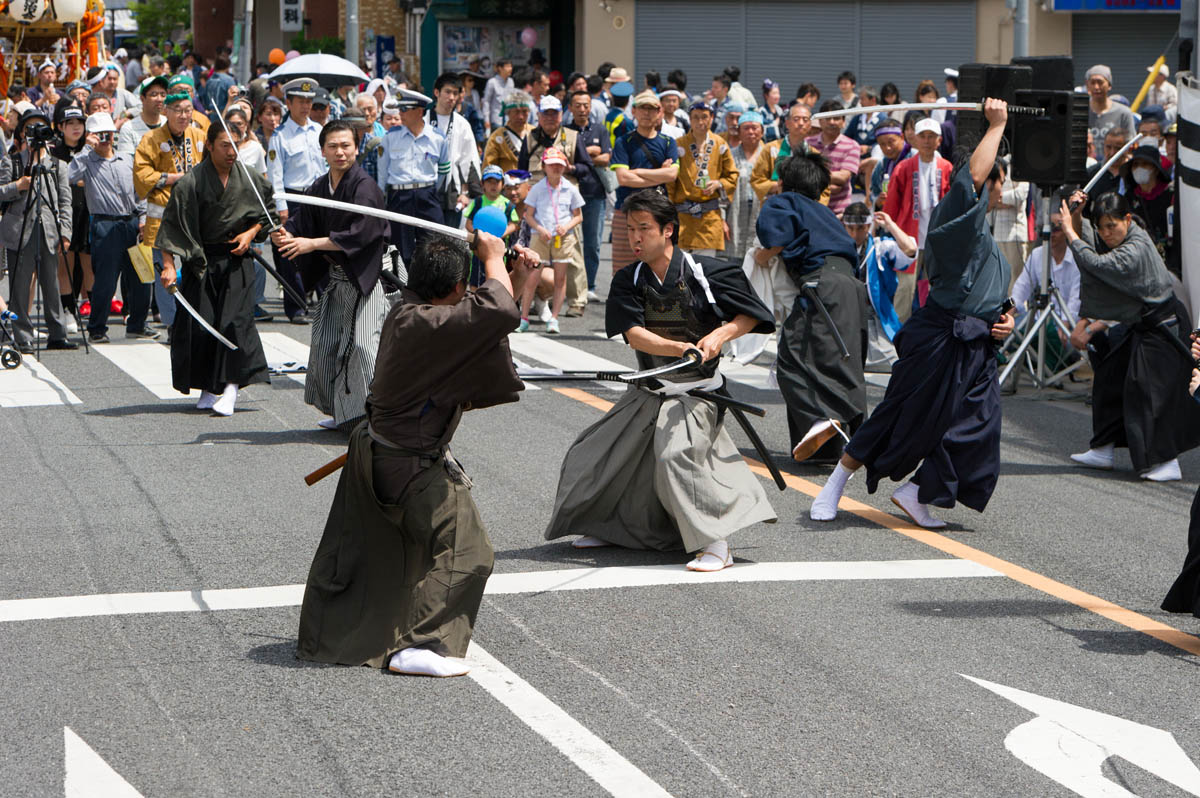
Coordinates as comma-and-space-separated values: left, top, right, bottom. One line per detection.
11, 138, 89, 359
998, 190, 1081, 390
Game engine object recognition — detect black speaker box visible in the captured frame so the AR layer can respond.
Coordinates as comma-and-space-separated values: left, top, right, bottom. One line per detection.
957, 63, 1032, 151
1011, 56, 1075, 91
1010, 89, 1090, 187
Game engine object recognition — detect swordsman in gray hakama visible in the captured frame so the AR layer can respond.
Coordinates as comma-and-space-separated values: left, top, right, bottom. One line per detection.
158, 123, 278, 416
809, 100, 1016, 529
273, 120, 393, 430
755, 150, 868, 463
545, 189, 776, 572
297, 232, 536, 678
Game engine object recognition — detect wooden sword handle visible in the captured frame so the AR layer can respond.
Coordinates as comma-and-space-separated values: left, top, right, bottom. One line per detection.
304, 453, 348, 486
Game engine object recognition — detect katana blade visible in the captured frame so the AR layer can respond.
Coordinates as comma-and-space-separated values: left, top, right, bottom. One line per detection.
279, 192, 470, 242
248, 249, 309, 310
812, 101, 1043, 121
619, 348, 703, 382
1082, 133, 1144, 195
169, 286, 238, 350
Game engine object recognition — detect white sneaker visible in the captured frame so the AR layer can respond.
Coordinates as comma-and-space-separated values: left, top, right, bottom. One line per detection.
195, 391, 218, 410
1070, 445, 1114, 470
388, 646, 469, 678
212, 383, 238, 416
64, 316, 78, 334
890, 482, 947, 529
1142, 459, 1182, 482
587, 290, 600, 302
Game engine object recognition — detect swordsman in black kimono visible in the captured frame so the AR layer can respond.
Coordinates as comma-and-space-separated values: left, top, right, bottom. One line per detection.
544, 189, 777, 572
809, 99, 1016, 529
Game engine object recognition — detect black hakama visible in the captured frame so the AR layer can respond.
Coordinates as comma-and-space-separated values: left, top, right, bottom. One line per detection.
1163, 484, 1200, 617
844, 301, 1001, 511
1087, 299, 1200, 472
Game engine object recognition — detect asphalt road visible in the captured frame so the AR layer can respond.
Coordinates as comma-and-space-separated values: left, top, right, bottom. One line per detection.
3, 250, 1200, 798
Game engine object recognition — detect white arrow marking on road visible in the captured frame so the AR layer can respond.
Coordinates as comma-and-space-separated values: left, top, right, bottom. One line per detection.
64, 727, 143, 798
0, 559, 1000, 623
963, 675, 1200, 797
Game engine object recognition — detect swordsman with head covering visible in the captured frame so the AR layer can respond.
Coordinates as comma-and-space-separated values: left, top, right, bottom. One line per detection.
157, 118, 279, 416
544, 189, 777, 572
810, 99, 1016, 528
272, 119, 393, 431
755, 150, 869, 463
297, 232, 539, 678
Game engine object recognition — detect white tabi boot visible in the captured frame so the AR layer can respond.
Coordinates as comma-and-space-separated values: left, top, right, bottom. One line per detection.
890, 481, 947, 529
792, 418, 844, 462
388, 646, 470, 678
686, 539, 732, 572
1142, 458, 1182, 482
810, 462, 853, 521
317, 417, 338, 430
571, 535, 612, 548
195, 391, 218, 411
212, 383, 238, 417
1070, 443, 1114, 470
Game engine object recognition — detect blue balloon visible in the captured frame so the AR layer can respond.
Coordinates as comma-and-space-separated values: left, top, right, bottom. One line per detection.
473, 204, 509, 239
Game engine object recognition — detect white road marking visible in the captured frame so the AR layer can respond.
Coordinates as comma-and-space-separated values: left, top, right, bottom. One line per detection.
90, 339, 182, 400
0, 357, 81, 407
258, 332, 309, 385
509, 334, 628, 390
963, 675, 1200, 797
64, 727, 143, 798
467, 643, 673, 798
0, 560, 1000, 623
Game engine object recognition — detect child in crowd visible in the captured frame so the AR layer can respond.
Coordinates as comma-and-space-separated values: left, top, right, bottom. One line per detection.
463, 164, 519, 286
518, 148, 584, 334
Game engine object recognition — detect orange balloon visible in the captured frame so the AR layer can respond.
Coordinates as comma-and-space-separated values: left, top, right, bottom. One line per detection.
268, 48, 286, 66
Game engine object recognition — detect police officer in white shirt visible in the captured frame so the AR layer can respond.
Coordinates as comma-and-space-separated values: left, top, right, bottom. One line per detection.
378, 88, 450, 265
267, 77, 325, 322
426, 72, 481, 228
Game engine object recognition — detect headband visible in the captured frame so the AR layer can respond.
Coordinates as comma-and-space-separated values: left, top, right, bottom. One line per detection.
87, 70, 106, 86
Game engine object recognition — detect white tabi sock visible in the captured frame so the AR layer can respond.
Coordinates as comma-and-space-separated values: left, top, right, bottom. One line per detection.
1142, 458, 1182, 482
388, 646, 470, 678
571, 535, 612, 548
811, 463, 853, 521
890, 481, 947, 529
212, 383, 238, 417
686, 539, 732, 572
793, 418, 841, 462
317, 417, 338, 430
1070, 443, 1114, 470
196, 391, 218, 410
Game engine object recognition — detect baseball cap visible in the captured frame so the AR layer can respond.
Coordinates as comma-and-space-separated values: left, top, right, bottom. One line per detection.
542, 147, 568, 167
482, 164, 504, 181
914, 118, 941, 136
85, 111, 116, 133
1148, 64, 1170, 78
167, 73, 194, 90
538, 95, 562, 113
139, 75, 169, 96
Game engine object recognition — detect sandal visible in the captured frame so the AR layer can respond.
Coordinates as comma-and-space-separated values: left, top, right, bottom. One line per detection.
687, 543, 732, 572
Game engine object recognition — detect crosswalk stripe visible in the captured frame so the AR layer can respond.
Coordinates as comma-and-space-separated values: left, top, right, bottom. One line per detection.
509, 333, 628, 391
258, 332, 309, 385
90, 339, 182, 400
0, 356, 81, 407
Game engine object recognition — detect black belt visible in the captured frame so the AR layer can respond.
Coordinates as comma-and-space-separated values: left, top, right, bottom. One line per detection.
92, 213, 135, 221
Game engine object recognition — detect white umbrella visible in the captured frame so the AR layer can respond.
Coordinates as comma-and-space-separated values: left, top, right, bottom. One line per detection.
268, 53, 368, 88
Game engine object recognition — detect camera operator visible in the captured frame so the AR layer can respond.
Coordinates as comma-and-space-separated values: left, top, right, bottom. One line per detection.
68, 112, 152, 343
50, 102, 92, 329
0, 108, 75, 354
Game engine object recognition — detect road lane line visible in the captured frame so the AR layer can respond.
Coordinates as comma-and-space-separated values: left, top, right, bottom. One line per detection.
258, 332, 309, 385
544, 386, 1200, 657
0, 561, 999, 623
89, 339, 182, 400
466, 643, 673, 798
0, 357, 81, 407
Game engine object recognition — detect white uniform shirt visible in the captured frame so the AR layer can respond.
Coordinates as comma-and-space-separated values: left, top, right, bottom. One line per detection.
426, 108, 481, 199
267, 116, 325, 211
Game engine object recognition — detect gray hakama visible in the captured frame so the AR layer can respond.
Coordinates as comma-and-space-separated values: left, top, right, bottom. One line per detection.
545, 248, 777, 551
305, 263, 393, 428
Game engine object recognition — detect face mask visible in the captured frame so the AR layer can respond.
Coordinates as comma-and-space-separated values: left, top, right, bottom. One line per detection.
1132, 166, 1154, 185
